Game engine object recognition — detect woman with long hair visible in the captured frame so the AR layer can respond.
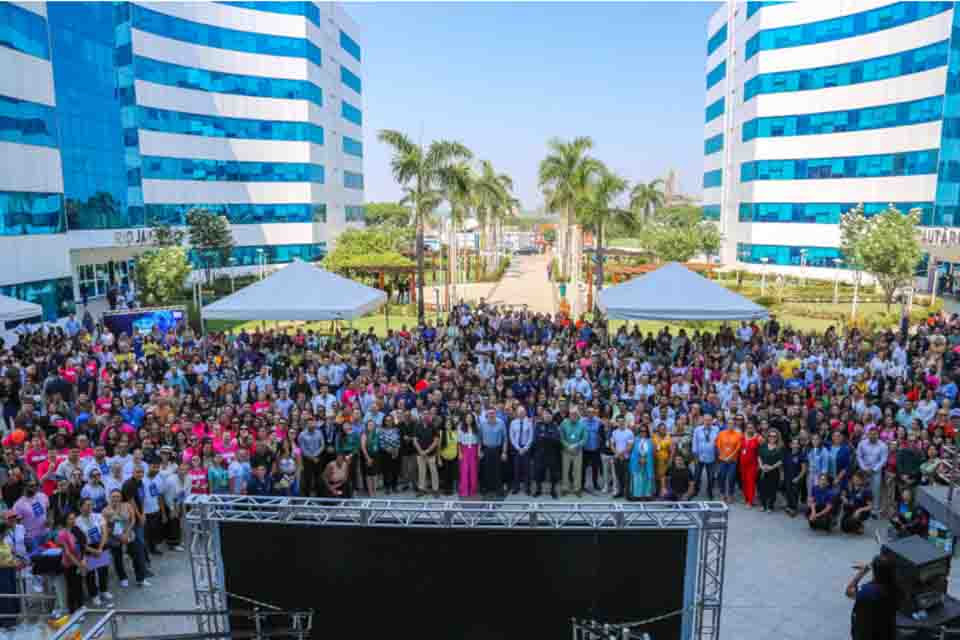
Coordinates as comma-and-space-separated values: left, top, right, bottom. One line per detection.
379, 415, 402, 494
438, 417, 459, 496
360, 419, 380, 497
758, 428, 784, 512
458, 412, 481, 498
739, 421, 761, 507
628, 424, 656, 501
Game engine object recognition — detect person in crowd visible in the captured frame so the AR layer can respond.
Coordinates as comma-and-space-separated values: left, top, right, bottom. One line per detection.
479, 408, 507, 498
57, 511, 85, 613
560, 407, 586, 497
458, 414, 481, 499
360, 419, 381, 497
782, 437, 807, 517
692, 416, 719, 500
533, 409, 562, 499
847, 554, 896, 640
76, 497, 112, 606
509, 407, 534, 495
628, 424, 655, 501
437, 418, 459, 496
758, 428, 784, 512
840, 471, 873, 535
739, 421, 761, 508
857, 428, 888, 518
662, 454, 694, 501
808, 474, 838, 532
321, 453, 352, 499
715, 419, 742, 504
414, 415, 439, 497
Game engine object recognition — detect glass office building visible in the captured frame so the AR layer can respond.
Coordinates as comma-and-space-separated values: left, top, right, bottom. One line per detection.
0, 2, 363, 319
704, 1, 957, 272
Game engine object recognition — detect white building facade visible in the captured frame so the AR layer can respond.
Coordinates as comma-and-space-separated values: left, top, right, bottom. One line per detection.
704, 1, 958, 278
0, 1, 363, 319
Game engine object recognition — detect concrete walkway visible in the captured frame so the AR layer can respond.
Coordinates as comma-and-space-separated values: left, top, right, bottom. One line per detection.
485, 254, 555, 314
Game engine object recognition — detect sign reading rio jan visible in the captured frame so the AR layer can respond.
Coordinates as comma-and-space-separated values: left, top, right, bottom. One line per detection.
113, 229, 156, 246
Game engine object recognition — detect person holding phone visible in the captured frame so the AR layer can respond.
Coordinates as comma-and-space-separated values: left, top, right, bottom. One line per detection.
846, 554, 896, 640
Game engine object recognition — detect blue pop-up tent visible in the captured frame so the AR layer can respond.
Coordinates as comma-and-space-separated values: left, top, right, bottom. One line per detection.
597, 262, 768, 321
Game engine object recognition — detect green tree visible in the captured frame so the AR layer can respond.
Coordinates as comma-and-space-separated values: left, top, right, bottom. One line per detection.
473, 160, 517, 270
641, 205, 722, 263
134, 246, 191, 306
378, 129, 472, 322
840, 204, 922, 310
629, 178, 666, 227
186, 208, 235, 281
323, 227, 412, 278
365, 201, 411, 227
576, 165, 634, 307
538, 137, 602, 278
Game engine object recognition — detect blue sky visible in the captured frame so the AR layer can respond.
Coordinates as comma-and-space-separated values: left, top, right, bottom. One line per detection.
345, 1, 720, 210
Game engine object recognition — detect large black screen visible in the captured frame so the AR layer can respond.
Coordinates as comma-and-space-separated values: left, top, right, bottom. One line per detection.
221, 523, 688, 640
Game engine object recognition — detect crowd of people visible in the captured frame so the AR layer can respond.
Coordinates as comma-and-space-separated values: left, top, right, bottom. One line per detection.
0, 296, 956, 623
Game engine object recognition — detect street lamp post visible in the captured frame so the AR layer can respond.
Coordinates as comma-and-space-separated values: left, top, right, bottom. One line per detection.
832, 258, 843, 304
760, 257, 769, 297
799, 249, 807, 287
256, 248, 265, 280
228, 257, 236, 292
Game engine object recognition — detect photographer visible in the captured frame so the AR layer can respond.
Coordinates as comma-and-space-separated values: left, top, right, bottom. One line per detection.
846, 553, 896, 640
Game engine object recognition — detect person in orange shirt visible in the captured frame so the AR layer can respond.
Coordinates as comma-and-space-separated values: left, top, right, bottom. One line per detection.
716, 421, 744, 504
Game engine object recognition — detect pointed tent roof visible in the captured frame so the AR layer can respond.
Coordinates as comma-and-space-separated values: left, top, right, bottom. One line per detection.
202, 260, 387, 321
597, 262, 768, 321
0, 293, 43, 325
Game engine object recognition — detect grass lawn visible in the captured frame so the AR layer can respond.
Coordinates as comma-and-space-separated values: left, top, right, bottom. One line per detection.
205, 310, 442, 336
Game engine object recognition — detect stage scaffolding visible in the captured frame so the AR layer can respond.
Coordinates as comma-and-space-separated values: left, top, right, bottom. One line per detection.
185, 496, 728, 640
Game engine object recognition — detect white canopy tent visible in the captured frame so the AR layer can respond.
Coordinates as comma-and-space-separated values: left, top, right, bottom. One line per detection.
597, 262, 769, 321
201, 260, 387, 321
0, 294, 43, 328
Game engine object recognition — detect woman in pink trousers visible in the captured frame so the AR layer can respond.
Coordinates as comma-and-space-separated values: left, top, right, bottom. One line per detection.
458, 414, 481, 498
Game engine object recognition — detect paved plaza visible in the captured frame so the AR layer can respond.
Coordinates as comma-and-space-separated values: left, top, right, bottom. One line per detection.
84, 495, 960, 640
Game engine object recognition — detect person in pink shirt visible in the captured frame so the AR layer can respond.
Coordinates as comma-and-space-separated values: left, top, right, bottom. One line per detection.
24, 436, 48, 473
188, 456, 209, 494
13, 481, 50, 549
251, 392, 271, 416
213, 432, 238, 464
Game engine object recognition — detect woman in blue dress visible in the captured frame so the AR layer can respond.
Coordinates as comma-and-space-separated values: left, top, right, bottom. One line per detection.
629, 424, 656, 500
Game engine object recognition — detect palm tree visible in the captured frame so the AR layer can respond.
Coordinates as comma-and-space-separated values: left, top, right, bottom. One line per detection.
473, 160, 514, 272
538, 137, 602, 279
629, 178, 666, 228
577, 166, 633, 310
440, 162, 474, 304
378, 129, 472, 322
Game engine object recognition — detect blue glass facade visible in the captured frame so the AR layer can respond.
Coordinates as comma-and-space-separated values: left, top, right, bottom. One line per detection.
133, 56, 323, 107
745, 2, 952, 60
706, 61, 726, 89
703, 170, 722, 188
934, 7, 960, 229
145, 203, 326, 226
705, 97, 724, 123
0, 3, 50, 59
191, 242, 327, 267
744, 40, 949, 101
343, 135, 363, 157
704, 133, 723, 155
142, 157, 325, 183
707, 24, 727, 56
137, 107, 325, 144
340, 30, 362, 62
340, 65, 362, 94
342, 100, 363, 126
0, 277, 75, 322
131, 5, 323, 68
702, 204, 721, 220
737, 243, 846, 268
741, 150, 939, 181
742, 96, 943, 141
0, 95, 58, 148
115, 2, 146, 231
48, 3, 135, 230
0, 192, 65, 235
738, 202, 934, 224
345, 205, 366, 222
343, 171, 364, 190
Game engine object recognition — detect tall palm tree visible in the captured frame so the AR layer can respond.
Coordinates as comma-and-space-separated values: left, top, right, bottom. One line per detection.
440, 162, 475, 304
473, 160, 514, 271
629, 178, 666, 228
578, 166, 633, 310
378, 129, 472, 322
538, 137, 602, 279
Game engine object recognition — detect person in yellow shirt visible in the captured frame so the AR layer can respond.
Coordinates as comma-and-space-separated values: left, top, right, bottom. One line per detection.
778, 350, 800, 380
716, 422, 744, 504
437, 418, 459, 496
652, 423, 673, 484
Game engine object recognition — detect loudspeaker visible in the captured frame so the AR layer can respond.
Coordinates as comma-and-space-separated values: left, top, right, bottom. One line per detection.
882, 535, 952, 615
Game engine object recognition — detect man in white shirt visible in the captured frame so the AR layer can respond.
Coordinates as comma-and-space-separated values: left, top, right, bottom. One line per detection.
143, 458, 167, 557
162, 462, 189, 552
609, 416, 635, 499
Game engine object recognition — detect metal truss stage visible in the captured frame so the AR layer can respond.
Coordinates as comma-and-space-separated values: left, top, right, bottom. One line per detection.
185, 496, 729, 640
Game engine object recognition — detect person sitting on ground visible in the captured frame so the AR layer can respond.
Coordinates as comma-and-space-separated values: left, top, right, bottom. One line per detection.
840, 471, 872, 535
808, 473, 838, 532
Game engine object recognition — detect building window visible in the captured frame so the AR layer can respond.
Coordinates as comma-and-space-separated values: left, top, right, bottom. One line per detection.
343, 171, 364, 190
